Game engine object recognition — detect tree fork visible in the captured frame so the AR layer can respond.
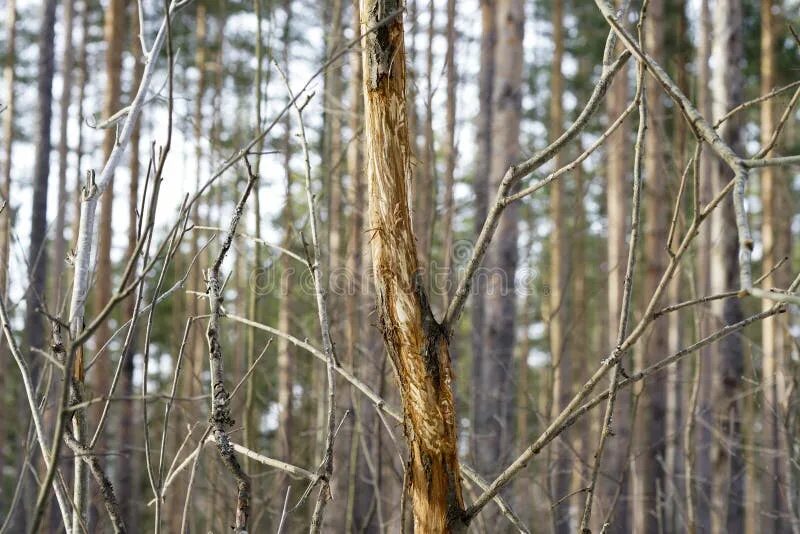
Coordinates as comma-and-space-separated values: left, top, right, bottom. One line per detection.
360, 1, 467, 531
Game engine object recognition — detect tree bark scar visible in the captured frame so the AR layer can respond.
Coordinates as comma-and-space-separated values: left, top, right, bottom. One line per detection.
414, 270, 445, 389
365, 0, 400, 90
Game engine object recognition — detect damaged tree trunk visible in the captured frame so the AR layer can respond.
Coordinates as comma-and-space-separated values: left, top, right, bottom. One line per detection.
360, 1, 466, 531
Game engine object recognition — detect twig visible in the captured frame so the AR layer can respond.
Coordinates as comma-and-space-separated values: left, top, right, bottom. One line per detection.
203, 160, 258, 533
580, 21, 647, 528
63, 431, 126, 533
275, 60, 338, 533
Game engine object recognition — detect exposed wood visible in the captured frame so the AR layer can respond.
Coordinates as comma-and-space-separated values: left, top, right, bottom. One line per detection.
361, 2, 466, 530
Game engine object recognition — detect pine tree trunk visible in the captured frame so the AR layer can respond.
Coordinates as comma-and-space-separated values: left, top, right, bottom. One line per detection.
0, 0, 16, 509
361, 2, 466, 530
24, 0, 56, 527
759, 1, 790, 529
602, 2, 631, 529
711, 0, 746, 531
693, 1, 714, 531
633, 0, 668, 530
441, 0, 457, 311
0, 0, 15, 307
549, 3, 572, 531
93, 0, 126, 403
470, 0, 494, 466
53, 0, 75, 304
118, 7, 146, 527
276, 0, 294, 463
477, 0, 522, 483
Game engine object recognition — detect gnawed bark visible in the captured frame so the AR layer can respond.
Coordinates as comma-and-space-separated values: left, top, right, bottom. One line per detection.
361, 2, 466, 531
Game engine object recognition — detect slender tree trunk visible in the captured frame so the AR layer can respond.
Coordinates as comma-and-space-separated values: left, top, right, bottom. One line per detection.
276, 0, 294, 463
0, 0, 16, 508
572, 155, 589, 529
88, 8, 127, 518
22, 0, 56, 530
633, 0, 668, 530
441, 0, 457, 310
476, 0, 522, 484
117, 6, 145, 528
324, 0, 344, 280
53, 0, 76, 306
694, 1, 714, 531
244, 0, 265, 471
711, 0, 746, 531
415, 0, 436, 275
342, 2, 377, 527
361, 2, 466, 530
24, 0, 56, 377
471, 0, 494, 466
602, 2, 631, 528
0, 0, 15, 307
665, 12, 689, 530
759, 1, 790, 530
548, 3, 572, 531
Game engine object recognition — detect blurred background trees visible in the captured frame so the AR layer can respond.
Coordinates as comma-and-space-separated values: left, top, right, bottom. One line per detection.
0, 0, 798, 531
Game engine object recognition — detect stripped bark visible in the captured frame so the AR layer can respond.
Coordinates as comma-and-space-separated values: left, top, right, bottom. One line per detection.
361, 2, 466, 530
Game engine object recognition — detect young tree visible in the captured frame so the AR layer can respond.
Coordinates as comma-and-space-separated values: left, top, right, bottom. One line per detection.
361, 1, 466, 529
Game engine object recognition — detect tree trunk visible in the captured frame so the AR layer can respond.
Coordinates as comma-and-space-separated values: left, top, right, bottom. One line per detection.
441, 0, 457, 311
244, 0, 265, 471
548, 3, 572, 531
476, 0, 523, 484
633, 0, 668, 530
711, 0, 746, 531
276, 0, 294, 463
470, 0, 494, 466
693, 1, 714, 531
602, 3, 631, 530
0, 0, 15, 307
759, 1, 790, 530
22, 0, 55, 529
415, 0, 436, 276
90, 8, 127, 517
117, 5, 146, 528
361, 2, 466, 531
53, 0, 75, 306
0, 0, 16, 509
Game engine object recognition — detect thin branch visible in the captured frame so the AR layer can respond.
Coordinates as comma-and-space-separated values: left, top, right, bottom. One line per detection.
204, 161, 257, 533
580, 28, 647, 528
275, 60, 338, 532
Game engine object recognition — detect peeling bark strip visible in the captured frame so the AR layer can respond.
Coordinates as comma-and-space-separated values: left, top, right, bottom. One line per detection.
205, 167, 257, 534
361, 2, 467, 531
